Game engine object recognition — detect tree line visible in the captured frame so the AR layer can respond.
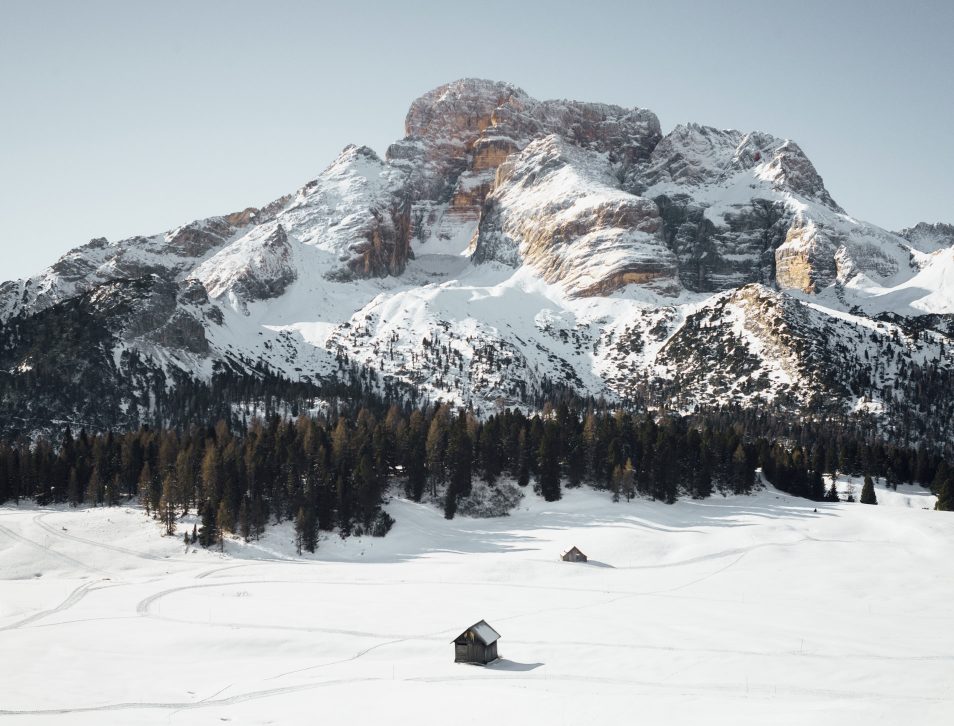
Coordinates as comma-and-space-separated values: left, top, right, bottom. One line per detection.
0, 401, 951, 553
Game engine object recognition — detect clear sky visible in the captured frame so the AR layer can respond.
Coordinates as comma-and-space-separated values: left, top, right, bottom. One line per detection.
2, 0, 952, 281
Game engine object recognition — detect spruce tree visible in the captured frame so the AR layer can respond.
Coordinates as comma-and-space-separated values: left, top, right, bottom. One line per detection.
138, 461, 154, 514
159, 474, 177, 536
216, 499, 233, 550
198, 501, 217, 546
935, 474, 954, 511
67, 467, 81, 507
538, 423, 562, 502
294, 506, 306, 555
86, 466, 103, 507
860, 475, 878, 505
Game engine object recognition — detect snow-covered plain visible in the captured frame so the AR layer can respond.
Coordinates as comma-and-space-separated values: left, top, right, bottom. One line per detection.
2, 483, 952, 725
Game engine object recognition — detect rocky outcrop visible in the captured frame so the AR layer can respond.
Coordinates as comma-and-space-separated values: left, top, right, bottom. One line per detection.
472, 136, 677, 296
190, 223, 296, 304
387, 79, 662, 251
635, 124, 840, 209
899, 222, 954, 254
774, 221, 838, 293
279, 144, 412, 280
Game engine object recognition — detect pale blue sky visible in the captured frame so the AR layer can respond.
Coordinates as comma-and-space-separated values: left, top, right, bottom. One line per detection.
2, 0, 952, 280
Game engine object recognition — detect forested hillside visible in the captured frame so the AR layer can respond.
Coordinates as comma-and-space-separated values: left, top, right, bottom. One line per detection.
3, 399, 951, 553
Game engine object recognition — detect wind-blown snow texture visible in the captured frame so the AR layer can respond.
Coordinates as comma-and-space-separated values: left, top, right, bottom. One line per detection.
1, 482, 951, 725
2, 78, 954, 430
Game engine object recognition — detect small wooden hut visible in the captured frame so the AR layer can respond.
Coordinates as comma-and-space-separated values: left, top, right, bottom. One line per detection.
561, 545, 587, 563
452, 620, 500, 664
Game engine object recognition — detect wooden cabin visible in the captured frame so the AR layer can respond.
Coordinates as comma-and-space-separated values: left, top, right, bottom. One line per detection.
561, 545, 587, 563
452, 620, 500, 664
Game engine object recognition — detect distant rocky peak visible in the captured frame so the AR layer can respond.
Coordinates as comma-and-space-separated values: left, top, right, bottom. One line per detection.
753, 138, 842, 211
639, 123, 839, 210
898, 222, 954, 253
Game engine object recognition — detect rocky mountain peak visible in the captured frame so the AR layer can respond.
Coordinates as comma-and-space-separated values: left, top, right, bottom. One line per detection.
401, 78, 528, 149
899, 221, 954, 253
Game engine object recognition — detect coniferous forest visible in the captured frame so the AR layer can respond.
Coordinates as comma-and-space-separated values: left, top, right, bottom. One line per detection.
2, 397, 952, 552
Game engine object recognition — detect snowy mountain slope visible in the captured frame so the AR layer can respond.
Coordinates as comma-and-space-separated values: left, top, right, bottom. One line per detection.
2, 78, 954, 436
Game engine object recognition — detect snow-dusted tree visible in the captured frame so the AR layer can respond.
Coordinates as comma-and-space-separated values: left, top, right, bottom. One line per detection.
825, 478, 840, 502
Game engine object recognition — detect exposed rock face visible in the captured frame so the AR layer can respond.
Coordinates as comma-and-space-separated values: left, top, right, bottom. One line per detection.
191, 223, 296, 303
899, 222, 954, 253
635, 124, 840, 209
473, 136, 677, 296
774, 221, 838, 293
387, 78, 662, 252
278, 144, 412, 281
0, 213, 258, 323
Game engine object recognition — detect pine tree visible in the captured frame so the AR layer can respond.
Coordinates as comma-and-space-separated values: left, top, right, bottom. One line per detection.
443, 476, 458, 520
538, 422, 562, 502
620, 458, 635, 502
198, 501, 217, 547
138, 461, 155, 514
860, 475, 878, 505
86, 466, 103, 507
294, 506, 306, 555
238, 497, 251, 541
67, 467, 81, 507
935, 474, 954, 511
403, 411, 427, 501
516, 429, 531, 488
159, 473, 177, 536
216, 499, 233, 551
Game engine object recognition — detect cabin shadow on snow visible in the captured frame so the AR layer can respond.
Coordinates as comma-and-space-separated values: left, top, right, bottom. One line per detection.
487, 658, 544, 672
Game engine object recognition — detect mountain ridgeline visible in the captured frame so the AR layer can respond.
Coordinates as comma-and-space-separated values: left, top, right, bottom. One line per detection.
2, 78, 954, 461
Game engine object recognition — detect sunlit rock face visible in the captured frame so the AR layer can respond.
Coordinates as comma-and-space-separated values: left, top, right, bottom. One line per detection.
387, 78, 662, 255
472, 135, 678, 297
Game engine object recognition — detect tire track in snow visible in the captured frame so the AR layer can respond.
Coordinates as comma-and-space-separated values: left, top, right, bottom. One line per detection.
32, 512, 167, 562
404, 672, 952, 705
0, 520, 108, 574
136, 579, 447, 641
0, 676, 386, 716
194, 563, 250, 579
2, 663, 950, 717
0, 581, 94, 632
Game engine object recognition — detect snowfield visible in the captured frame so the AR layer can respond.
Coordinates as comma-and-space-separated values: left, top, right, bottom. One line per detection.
1, 482, 952, 725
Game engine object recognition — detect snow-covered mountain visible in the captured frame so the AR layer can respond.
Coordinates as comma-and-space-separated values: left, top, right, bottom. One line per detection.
3, 79, 954, 438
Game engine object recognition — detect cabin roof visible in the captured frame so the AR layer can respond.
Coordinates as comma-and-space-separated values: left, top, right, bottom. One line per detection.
563, 545, 585, 556
452, 619, 500, 645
